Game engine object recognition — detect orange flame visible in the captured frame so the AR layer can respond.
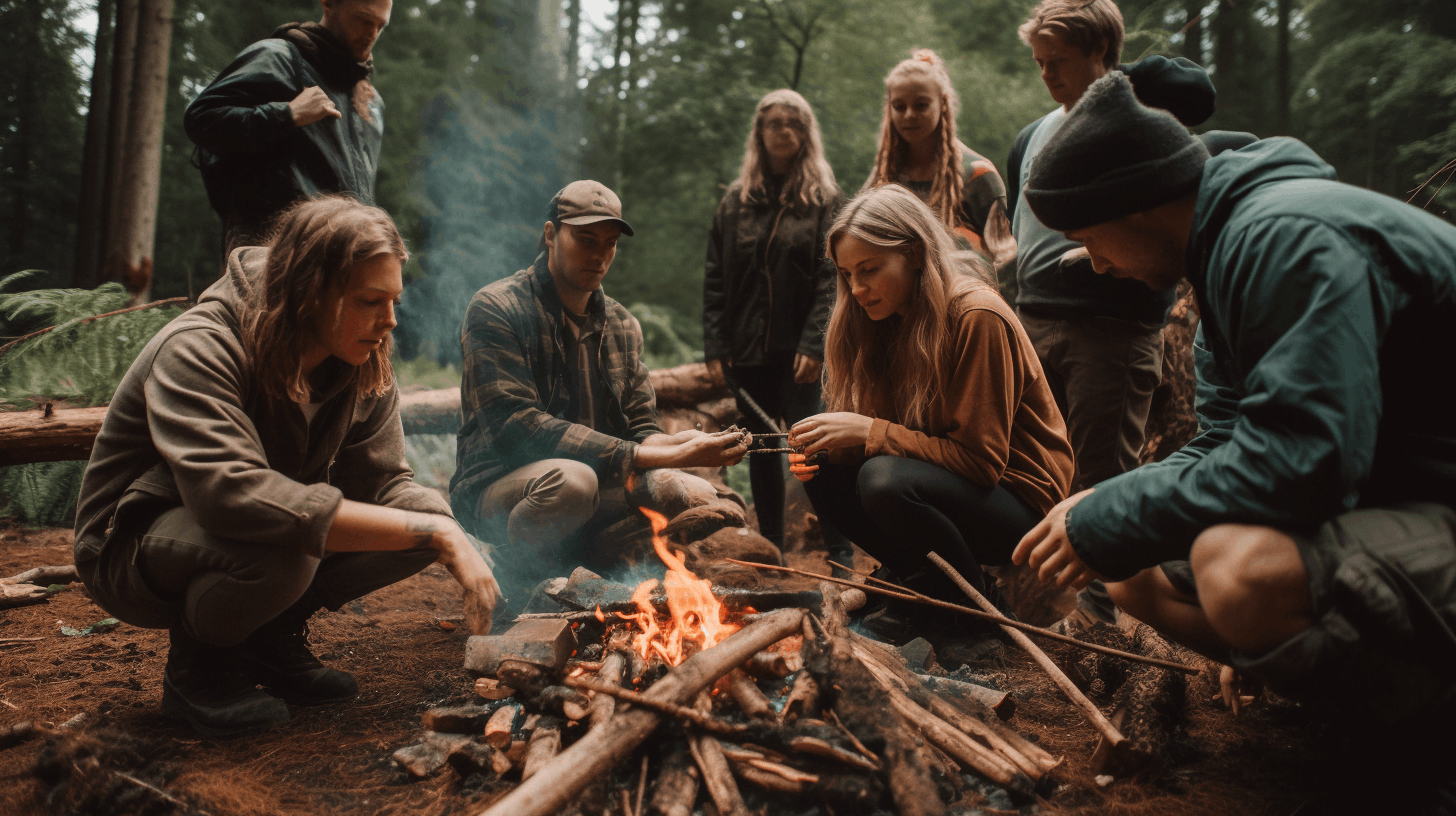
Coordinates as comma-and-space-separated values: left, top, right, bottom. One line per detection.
617, 507, 739, 666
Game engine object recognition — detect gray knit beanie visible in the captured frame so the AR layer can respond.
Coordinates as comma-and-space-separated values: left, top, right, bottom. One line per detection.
1025, 72, 1210, 232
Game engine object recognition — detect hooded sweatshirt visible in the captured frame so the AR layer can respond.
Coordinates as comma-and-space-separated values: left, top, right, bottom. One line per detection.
1065, 138, 1456, 580
73, 247, 450, 576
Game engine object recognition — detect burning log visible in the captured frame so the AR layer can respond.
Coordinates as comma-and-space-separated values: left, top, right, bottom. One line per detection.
521, 717, 562, 782
689, 692, 749, 816
928, 552, 1129, 760
716, 668, 776, 722
567, 676, 747, 738
475, 607, 804, 816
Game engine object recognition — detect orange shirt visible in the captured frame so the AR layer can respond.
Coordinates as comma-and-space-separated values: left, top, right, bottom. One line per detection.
859, 285, 1074, 516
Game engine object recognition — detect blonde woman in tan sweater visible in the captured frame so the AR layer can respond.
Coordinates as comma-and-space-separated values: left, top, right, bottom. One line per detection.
788, 185, 1072, 634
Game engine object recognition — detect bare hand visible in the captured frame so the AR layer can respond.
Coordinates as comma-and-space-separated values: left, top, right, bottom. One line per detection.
433, 527, 502, 635
788, 412, 874, 457
792, 354, 822, 385
706, 358, 728, 389
290, 86, 342, 126
1219, 665, 1261, 715
675, 428, 751, 467
1011, 488, 1102, 589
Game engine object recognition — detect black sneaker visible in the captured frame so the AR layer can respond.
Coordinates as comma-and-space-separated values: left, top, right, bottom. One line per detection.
237, 600, 358, 705
162, 627, 290, 737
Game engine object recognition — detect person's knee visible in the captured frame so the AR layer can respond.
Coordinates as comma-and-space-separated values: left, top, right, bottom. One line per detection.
856, 457, 909, 511
1191, 524, 1312, 651
1106, 569, 1167, 622
185, 548, 316, 646
532, 460, 600, 520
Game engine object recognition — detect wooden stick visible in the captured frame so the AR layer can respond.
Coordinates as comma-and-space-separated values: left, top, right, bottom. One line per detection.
484, 704, 518, 749
728, 557, 1197, 674
565, 676, 746, 738
716, 668, 775, 722
690, 692, 749, 816
521, 717, 561, 782
475, 608, 804, 816
0, 297, 190, 356
587, 650, 628, 730
634, 754, 649, 816
648, 745, 700, 816
928, 552, 1127, 753
781, 670, 819, 723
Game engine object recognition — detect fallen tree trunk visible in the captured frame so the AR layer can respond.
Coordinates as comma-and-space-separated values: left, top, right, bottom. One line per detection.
0, 363, 731, 466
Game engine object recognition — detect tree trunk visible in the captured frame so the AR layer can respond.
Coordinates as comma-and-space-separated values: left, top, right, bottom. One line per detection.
1275, 0, 1291, 134
102, 0, 139, 283
566, 0, 581, 82
1183, 0, 1203, 66
74, 0, 117, 288
8, 0, 43, 261
102, 0, 173, 305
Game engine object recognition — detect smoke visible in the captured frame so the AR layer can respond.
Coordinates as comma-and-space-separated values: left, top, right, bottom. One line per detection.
395, 88, 581, 365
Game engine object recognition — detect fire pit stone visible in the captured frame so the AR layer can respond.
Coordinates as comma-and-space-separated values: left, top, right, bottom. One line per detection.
465, 618, 577, 676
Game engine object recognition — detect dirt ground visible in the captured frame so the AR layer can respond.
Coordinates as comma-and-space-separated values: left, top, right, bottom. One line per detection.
0, 517, 1440, 816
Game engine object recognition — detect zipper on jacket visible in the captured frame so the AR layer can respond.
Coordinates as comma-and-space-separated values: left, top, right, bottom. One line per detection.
762, 205, 788, 357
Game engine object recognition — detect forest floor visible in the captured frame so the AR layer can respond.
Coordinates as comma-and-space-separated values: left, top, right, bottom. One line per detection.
0, 513, 1442, 816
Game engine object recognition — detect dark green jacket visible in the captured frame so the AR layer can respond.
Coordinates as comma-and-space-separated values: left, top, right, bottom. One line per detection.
450, 257, 664, 527
184, 37, 384, 235
1068, 138, 1456, 580
702, 180, 844, 366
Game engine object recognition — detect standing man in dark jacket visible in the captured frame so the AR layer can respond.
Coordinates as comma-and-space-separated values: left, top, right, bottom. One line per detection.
452, 181, 751, 597
185, 0, 392, 254
1015, 74, 1456, 735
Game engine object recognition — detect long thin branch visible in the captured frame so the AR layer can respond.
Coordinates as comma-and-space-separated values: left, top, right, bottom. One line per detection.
724, 558, 1198, 674
0, 296, 189, 356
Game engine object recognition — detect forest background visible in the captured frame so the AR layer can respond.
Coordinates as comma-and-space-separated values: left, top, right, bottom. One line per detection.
1, 0, 1454, 526
4, 0, 1455, 368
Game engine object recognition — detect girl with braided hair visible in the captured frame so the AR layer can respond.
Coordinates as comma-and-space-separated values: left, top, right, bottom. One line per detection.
864, 49, 1018, 299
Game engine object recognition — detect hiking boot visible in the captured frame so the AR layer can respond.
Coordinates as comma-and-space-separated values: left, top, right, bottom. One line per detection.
162, 627, 290, 737
1049, 581, 1118, 635
237, 595, 358, 705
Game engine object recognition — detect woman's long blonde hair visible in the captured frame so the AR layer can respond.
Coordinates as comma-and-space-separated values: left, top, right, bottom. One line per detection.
735, 89, 839, 210
864, 49, 967, 232
243, 196, 405, 404
822, 185, 992, 431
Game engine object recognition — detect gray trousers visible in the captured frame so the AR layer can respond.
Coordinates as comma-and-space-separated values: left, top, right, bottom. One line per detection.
83, 505, 438, 647
1017, 310, 1164, 491
475, 458, 638, 592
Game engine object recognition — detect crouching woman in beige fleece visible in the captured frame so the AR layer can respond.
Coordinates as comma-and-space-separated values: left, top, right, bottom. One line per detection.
73, 196, 500, 737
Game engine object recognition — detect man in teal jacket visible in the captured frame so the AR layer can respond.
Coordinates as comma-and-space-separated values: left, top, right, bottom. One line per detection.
1013, 72, 1456, 717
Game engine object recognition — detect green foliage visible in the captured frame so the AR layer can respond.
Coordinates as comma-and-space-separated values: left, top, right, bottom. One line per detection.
0, 277, 186, 408
0, 276, 186, 526
628, 302, 703, 370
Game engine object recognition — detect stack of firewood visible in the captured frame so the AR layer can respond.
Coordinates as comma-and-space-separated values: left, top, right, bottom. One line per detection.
393, 579, 1067, 816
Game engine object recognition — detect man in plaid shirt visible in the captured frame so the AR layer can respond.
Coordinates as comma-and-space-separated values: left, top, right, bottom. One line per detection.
451, 181, 750, 595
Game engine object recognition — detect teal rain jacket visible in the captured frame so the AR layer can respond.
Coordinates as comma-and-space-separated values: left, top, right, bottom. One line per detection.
1067, 138, 1456, 580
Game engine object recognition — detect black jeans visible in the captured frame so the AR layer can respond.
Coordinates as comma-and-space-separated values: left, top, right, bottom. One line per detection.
802, 455, 1041, 596
729, 360, 848, 553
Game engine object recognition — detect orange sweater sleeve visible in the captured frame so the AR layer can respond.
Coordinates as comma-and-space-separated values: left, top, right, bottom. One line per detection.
864, 306, 1021, 487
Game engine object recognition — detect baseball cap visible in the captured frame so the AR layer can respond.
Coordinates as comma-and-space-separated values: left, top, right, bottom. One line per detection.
548, 180, 634, 236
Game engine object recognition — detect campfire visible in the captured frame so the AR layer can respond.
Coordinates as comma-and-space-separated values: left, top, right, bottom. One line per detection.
391, 508, 1200, 815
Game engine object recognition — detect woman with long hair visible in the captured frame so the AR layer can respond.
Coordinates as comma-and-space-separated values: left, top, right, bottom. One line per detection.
73, 196, 500, 737
702, 88, 852, 560
864, 49, 1018, 299
788, 185, 1072, 635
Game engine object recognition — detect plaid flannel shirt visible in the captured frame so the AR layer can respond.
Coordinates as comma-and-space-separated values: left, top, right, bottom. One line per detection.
449, 255, 664, 526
